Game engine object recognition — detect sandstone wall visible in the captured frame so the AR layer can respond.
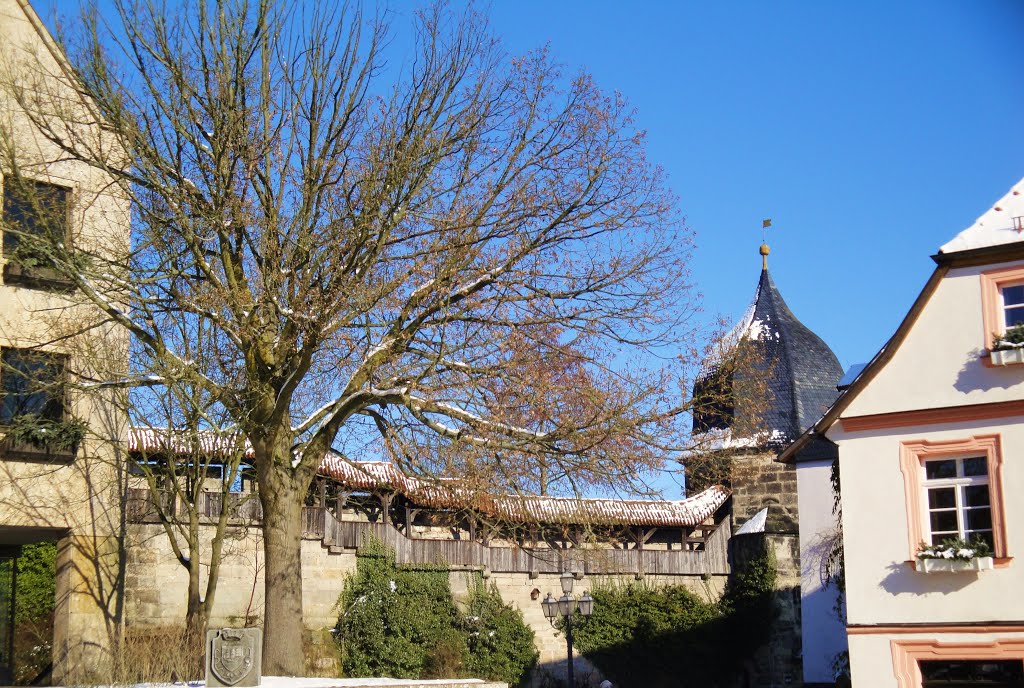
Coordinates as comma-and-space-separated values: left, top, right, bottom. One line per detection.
125, 524, 356, 630
729, 451, 800, 533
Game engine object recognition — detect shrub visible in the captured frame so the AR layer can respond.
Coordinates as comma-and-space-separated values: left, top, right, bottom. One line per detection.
463, 578, 537, 686
336, 539, 536, 686
107, 627, 205, 683
571, 581, 721, 688
573, 553, 778, 688
336, 542, 466, 679
0, 542, 57, 684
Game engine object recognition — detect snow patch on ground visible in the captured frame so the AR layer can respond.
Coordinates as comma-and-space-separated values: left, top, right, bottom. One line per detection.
129, 678, 498, 688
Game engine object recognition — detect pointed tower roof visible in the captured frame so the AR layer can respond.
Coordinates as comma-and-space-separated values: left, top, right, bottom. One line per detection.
693, 245, 843, 449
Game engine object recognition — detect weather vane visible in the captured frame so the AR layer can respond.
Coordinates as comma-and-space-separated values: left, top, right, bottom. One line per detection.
760, 219, 772, 270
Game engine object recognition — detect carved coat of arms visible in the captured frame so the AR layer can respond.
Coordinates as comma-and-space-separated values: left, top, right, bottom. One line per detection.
208, 628, 259, 687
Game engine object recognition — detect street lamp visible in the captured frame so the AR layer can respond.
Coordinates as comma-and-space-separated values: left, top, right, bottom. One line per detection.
540, 571, 594, 687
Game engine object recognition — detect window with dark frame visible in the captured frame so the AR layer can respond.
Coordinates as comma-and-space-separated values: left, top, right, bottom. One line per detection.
923, 456, 993, 548
919, 658, 1024, 687
1, 178, 69, 284
0, 349, 67, 424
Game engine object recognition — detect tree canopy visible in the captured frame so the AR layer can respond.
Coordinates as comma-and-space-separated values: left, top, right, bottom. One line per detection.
2, 0, 699, 672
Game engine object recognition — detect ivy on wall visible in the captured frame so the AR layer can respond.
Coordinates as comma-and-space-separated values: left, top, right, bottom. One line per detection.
335, 538, 537, 686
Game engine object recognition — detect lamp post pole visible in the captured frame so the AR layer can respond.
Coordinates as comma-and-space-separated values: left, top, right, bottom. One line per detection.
541, 571, 595, 688
564, 609, 575, 688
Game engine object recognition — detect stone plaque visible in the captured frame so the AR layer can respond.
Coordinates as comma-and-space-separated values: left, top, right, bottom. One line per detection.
206, 627, 262, 687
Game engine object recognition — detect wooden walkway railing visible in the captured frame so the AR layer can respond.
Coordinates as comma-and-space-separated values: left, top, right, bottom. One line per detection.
320, 518, 729, 576
125, 488, 730, 576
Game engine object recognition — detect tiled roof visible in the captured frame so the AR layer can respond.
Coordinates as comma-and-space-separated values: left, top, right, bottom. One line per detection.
129, 427, 255, 458
130, 429, 729, 527
318, 455, 729, 527
694, 266, 843, 446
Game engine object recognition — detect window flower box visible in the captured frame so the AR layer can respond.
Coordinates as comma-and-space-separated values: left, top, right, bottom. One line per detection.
917, 556, 994, 574
990, 325, 1024, 366
917, 538, 993, 574
990, 347, 1024, 366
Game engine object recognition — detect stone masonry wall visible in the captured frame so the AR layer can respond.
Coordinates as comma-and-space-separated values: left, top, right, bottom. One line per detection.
729, 448, 803, 688
125, 524, 356, 630
127, 522, 729, 685
451, 570, 727, 687
730, 451, 800, 534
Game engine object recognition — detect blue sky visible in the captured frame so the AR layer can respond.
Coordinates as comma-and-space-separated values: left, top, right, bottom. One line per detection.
474, 1, 1024, 371
30, 0, 1024, 497
35, 0, 1024, 369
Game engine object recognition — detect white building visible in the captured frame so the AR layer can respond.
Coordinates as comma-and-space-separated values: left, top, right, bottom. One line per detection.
781, 177, 1024, 688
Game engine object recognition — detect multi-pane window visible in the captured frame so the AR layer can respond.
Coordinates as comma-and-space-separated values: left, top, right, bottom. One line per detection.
0, 349, 66, 424
1003, 283, 1024, 329
923, 456, 992, 548
919, 658, 1024, 687
1, 179, 68, 262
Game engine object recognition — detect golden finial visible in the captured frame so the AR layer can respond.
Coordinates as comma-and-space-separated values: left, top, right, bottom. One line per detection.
760, 219, 772, 270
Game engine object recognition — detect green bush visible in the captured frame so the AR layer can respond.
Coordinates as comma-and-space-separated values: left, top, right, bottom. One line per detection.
572, 553, 777, 688
0, 542, 57, 683
336, 539, 535, 686
336, 541, 465, 679
463, 578, 537, 686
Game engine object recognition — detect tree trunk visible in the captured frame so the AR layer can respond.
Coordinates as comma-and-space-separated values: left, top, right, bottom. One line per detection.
258, 467, 306, 676
185, 560, 208, 680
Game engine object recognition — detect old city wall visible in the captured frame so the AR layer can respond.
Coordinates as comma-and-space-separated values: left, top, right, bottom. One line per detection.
729, 451, 799, 532
126, 524, 356, 630
125, 522, 729, 682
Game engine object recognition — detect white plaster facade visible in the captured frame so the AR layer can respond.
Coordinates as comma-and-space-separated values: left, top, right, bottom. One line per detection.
794, 458, 846, 684
782, 177, 1024, 688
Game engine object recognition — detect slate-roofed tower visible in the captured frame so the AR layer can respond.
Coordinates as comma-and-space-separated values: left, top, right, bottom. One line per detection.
692, 243, 843, 449
688, 241, 845, 688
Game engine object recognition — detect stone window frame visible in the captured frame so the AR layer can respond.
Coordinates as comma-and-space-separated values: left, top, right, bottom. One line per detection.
891, 636, 1024, 688
980, 264, 1024, 362
898, 435, 1010, 566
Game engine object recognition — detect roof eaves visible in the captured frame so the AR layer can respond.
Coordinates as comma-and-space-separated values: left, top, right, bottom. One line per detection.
932, 241, 1024, 268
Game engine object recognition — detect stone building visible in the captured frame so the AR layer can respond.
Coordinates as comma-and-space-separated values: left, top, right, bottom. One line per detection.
0, 0, 130, 682
690, 243, 844, 688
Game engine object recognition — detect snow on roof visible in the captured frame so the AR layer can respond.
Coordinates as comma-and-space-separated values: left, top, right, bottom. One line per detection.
129, 427, 255, 459
319, 455, 730, 528
940, 177, 1024, 254
129, 429, 729, 528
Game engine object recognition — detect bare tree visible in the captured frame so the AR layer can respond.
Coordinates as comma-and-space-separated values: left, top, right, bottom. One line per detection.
3, 0, 700, 673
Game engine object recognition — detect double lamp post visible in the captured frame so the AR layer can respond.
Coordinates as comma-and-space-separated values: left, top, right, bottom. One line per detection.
541, 571, 594, 688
